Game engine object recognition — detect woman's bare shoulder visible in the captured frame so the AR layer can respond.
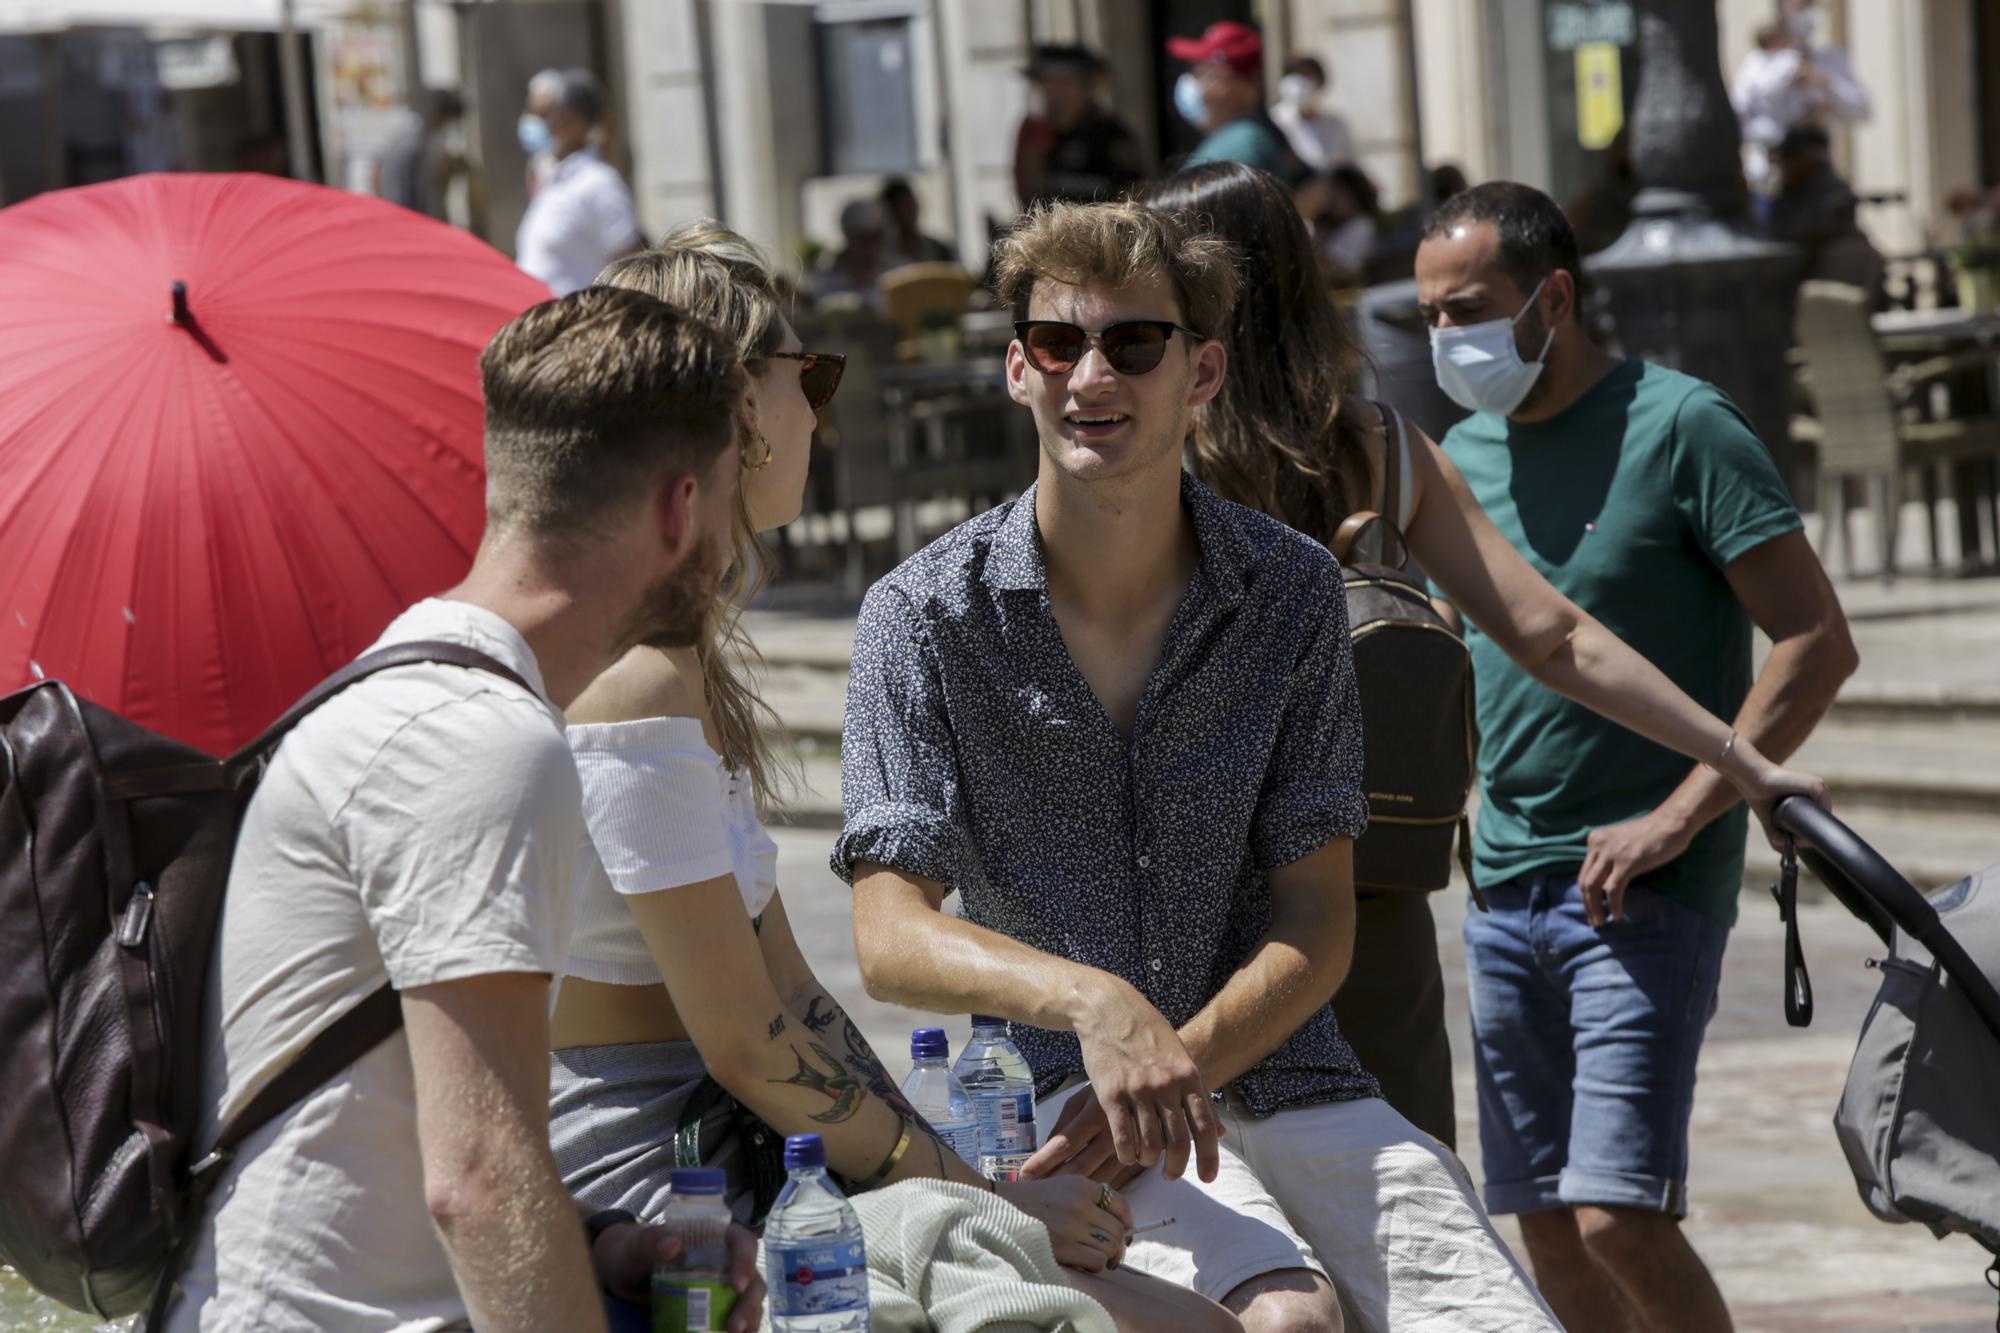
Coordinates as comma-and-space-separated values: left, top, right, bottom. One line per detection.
566, 646, 705, 725
1342, 394, 1388, 437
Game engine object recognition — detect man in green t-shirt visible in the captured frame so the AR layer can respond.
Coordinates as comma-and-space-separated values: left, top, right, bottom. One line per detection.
1414, 182, 1856, 1333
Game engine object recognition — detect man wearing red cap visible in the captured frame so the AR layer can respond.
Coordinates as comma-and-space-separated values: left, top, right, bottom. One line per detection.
1168, 21, 1299, 181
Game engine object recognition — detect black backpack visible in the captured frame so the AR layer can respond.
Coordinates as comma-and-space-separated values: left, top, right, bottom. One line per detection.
1330, 405, 1480, 901
0, 641, 528, 1324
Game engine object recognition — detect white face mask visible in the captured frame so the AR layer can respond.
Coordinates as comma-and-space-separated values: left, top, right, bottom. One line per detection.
1277, 73, 1318, 109
1429, 277, 1554, 417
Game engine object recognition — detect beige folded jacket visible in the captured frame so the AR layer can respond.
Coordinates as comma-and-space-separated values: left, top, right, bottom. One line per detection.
760, 1179, 1114, 1333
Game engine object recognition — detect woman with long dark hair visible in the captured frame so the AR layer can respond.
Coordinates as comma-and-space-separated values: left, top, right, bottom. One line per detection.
1136, 161, 1825, 1151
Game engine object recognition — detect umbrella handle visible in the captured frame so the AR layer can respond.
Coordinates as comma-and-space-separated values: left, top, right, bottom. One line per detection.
171, 282, 190, 325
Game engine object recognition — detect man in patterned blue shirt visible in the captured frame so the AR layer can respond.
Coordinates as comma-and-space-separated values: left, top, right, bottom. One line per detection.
834, 200, 1559, 1332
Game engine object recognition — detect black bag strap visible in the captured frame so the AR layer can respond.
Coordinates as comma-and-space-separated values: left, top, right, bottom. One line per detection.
146, 990, 405, 1330
1772, 836, 1814, 1027
146, 640, 531, 1330
228, 639, 533, 769
206, 987, 407, 1167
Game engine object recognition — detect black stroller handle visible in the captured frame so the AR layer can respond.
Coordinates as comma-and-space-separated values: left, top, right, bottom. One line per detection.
1773, 796, 2000, 1049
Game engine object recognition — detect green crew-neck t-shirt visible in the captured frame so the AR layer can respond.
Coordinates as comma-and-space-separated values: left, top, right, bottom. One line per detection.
1437, 359, 1802, 927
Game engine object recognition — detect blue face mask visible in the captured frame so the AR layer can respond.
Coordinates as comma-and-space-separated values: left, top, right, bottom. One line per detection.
1173, 72, 1208, 128
517, 113, 552, 157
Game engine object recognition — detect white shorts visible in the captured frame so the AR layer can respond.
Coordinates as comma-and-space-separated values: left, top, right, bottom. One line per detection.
1036, 1084, 1560, 1333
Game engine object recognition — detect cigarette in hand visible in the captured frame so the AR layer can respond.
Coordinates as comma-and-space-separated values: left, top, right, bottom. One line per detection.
1126, 1216, 1177, 1238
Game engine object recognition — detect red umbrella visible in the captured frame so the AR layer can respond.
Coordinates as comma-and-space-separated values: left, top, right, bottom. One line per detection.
0, 173, 552, 756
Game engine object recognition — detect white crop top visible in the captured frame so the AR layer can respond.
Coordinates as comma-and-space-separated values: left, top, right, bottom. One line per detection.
564, 716, 779, 986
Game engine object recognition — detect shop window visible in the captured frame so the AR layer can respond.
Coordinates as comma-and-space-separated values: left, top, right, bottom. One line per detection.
816, 5, 920, 176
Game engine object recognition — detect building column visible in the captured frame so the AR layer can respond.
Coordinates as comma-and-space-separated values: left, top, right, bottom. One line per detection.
934, 0, 1033, 262
612, 0, 720, 244
1279, 0, 1423, 203
1848, 0, 1978, 257
1412, 0, 1495, 186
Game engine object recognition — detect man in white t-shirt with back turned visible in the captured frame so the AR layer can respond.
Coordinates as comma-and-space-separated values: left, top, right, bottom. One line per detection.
168, 287, 752, 1332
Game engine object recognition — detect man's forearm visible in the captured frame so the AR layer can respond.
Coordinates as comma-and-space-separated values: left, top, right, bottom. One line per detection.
1652, 631, 1850, 833
1177, 896, 1354, 1090
433, 1121, 607, 1333
852, 867, 1123, 1034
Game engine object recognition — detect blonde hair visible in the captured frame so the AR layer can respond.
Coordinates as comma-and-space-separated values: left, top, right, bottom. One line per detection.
592, 224, 797, 811
991, 199, 1241, 336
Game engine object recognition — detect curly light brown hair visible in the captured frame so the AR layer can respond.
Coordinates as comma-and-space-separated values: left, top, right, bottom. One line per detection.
991, 199, 1241, 338
592, 224, 798, 811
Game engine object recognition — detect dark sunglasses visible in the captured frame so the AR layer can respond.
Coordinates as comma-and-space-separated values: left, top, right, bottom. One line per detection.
768, 351, 845, 409
1013, 320, 1208, 377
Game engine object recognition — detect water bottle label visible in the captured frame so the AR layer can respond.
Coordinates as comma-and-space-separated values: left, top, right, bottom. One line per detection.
974, 1092, 1037, 1153
652, 1276, 736, 1331
946, 1122, 983, 1165
768, 1239, 869, 1317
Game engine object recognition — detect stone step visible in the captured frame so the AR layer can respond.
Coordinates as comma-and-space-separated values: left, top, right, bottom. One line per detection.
1744, 804, 1997, 897
768, 753, 1993, 905
1789, 718, 2000, 816
769, 752, 844, 830
1827, 682, 2000, 726
761, 705, 2000, 814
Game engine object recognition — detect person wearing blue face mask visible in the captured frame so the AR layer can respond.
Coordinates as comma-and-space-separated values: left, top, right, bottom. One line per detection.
1165, 22, 1299, 184
1414, 181, 1859, 1333
515, 68, 643, 297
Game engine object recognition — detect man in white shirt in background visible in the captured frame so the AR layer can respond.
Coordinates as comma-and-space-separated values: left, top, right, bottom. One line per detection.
1269, 55, 1353, 177
169, 287, 756, 1332
516, 68, 644, 296
1730, 0, 1869, 196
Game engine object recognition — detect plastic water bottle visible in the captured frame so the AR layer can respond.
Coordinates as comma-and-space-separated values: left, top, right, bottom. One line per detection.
953, 1015, 1037, 1182
898, 1028, 982, 1167
651, 1167, 736, 1332
764, 1134, 870, 1333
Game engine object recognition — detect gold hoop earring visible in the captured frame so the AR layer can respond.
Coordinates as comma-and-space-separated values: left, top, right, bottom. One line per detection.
743, 426, 774, 471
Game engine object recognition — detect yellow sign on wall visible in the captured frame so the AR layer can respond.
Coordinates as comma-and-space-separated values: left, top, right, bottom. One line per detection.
1575, 42, 1624, 149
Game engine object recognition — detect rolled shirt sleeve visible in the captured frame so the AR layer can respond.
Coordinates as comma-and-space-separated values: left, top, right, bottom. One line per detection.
1249, 566, 1370, 870
831, 583, 975, 889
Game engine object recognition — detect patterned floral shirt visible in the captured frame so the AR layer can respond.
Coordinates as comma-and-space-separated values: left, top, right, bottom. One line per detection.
832, 473, 1378, 1115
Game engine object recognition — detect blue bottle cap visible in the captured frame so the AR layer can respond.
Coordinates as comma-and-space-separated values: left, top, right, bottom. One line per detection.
969, 1015, 1005, 1030
669, 1167, 726, 1196
910, 1027, 949, 1059
783, 1133, 827, 1171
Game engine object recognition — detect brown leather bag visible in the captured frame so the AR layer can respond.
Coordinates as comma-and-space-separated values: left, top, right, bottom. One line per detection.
0, 642, 528, 1323
1330, 404, 1480, 900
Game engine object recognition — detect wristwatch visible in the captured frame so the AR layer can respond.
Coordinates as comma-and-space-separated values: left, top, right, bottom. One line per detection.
585, 1207, 638, 1250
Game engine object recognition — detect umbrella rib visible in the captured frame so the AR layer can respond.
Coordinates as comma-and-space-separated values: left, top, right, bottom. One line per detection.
231, 357, 480, 590
237, 331, 496, 407
24, 342, 175, 689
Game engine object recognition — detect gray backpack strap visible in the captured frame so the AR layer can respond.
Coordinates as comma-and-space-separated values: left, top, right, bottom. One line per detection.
1370, 401, 1411, 568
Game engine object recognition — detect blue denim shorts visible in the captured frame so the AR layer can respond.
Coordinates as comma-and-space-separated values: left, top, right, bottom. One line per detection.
1463, 868, 1729, 1218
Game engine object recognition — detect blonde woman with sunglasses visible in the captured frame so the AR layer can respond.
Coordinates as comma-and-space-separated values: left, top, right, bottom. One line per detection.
547, 222, 1239, 1332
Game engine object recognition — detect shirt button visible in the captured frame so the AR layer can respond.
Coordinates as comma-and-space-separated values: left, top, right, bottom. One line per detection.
1137, 854, 1151, 870
1150, 958, 1163, 972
